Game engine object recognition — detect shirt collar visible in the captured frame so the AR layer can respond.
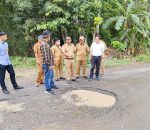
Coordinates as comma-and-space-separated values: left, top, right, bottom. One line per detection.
80, 42, 85, 45
0, 41, 5, 44
94, 42, 100, 44
66, 43, 72, 46
42, 39, 48, 43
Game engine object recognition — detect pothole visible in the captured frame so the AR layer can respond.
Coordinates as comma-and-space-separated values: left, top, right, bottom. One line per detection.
62, 90, 116, 108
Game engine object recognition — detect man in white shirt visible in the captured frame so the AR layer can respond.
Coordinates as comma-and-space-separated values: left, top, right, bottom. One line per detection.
89, 35, 104, 81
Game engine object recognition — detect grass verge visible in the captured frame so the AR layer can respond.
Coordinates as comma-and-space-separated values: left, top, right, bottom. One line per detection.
11, 57, 36, 68
11, 54, 150, 69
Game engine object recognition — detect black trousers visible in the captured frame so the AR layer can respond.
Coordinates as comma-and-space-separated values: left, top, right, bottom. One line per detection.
89, 56, 102, 79
0, 64, 17, 90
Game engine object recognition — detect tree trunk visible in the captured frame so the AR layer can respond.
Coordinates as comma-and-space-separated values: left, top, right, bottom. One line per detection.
61, 27, 67, 44
96, 24, 100, 34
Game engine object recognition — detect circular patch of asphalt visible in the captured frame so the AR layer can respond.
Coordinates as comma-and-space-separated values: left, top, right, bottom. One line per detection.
61, 88, 117, 108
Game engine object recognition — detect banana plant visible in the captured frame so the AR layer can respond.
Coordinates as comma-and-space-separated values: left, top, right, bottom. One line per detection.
102, 0, 150, 55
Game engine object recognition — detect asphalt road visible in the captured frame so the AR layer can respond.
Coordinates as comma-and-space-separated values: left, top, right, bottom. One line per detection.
0, 63, 150, 130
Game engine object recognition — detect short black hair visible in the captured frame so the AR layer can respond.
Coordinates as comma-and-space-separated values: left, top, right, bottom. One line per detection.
95, 34, 102, 39
66, 36, 71, 39
42, 30, 51, 38
0, 32, 7, 36
54, 38, 60, 43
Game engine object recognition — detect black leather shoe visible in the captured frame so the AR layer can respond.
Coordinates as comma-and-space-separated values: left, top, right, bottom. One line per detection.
3, 89, 10, 94
72, 78, 76, 81
76, 76, 80, 79
14, 86, 24, 90
60, 77, 66, 80
83, 76, 88, 79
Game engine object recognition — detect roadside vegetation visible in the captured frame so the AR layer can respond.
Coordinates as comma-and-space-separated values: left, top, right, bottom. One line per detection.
1, 0, 150, 69
11, 54, 150, 69
1, 0, 149, 57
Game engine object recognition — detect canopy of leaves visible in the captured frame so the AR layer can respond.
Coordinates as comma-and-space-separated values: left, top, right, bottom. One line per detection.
0, 0, 149, 56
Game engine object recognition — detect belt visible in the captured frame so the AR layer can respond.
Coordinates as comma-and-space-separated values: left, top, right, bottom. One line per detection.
92, 56, 101, 57
65, 58, 74, 60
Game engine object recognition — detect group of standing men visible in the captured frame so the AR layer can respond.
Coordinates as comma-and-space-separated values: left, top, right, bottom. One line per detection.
0, 30, 107, 94
34, 30, 107, 94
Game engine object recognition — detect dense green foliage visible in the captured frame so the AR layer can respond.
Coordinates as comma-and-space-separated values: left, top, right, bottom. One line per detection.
0, 0, 150, 56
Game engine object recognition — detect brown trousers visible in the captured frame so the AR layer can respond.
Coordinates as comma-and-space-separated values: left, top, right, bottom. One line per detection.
100, 58, 105, 75
54, 60, 63, 79
76, 60, 87, 76
64, 59, 75, 80
36, 63, 44, 84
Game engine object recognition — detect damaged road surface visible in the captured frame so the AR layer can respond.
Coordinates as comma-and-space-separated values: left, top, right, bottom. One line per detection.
0, 63, 150, 130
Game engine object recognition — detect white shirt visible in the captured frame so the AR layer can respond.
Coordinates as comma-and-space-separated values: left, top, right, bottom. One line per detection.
90, 42, 104, 56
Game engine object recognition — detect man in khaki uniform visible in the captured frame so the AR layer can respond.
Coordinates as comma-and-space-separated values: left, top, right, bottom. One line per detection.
62, 36, 76, 84
100, 40, 107, 76
51, 38, 65, 81
34, 35, 44, 87
76, 36, 90, 79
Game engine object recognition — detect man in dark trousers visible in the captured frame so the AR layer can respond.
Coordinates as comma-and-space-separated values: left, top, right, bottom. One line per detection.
0, 32, 24, 94
89, 35, 104, 81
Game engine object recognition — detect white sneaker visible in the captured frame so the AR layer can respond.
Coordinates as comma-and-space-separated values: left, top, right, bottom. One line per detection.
44, 90, 54, 94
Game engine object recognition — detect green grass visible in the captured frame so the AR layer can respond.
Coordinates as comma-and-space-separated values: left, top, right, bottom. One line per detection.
11, 57, 36, 68
136, 54, 150, 63
105, 58, 135, 68
10, 54, 150, 69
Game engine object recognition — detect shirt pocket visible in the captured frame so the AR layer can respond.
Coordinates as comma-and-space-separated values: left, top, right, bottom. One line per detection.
65, 48, 70, 52
77, 47, 82, 51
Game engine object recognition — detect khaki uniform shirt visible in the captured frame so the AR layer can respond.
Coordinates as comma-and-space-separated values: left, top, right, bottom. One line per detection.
34, 42, 42, 62
51, 45, 62, 61
76, 43, 90, 60
62, 43, 76, 59
100, 40, 108, 59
